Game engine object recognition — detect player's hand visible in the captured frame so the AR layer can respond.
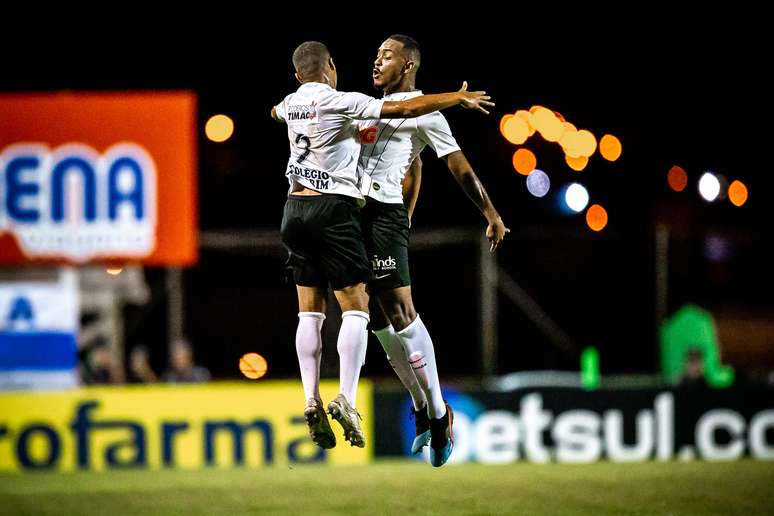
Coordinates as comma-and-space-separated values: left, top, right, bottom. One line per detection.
486, 217, 510, 252
458, 81, 495, 115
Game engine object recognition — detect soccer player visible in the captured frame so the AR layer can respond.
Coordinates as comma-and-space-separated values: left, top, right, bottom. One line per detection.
358, 35, 509, 466
271, 41, 494, 450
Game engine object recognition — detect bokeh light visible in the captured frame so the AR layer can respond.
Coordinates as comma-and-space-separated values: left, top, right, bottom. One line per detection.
599, 134, 622, 161
565, 183, 590, 212
667, 165, 688, 192
499, 114, 514, 138
698, 172, 721, 202
586, 204, 608, 231
512, 148, 537, 175
565, 154, 589, 172
502, 115, 530, 145
575, 130, 597, 157
532, 107, 564, 142
526, 169, 550, 197
515, 110, 536, 136
205, 114, 235, 143
728, 180, 748, 207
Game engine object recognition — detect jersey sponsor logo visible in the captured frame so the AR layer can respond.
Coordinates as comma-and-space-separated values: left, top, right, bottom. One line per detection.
372, 255, 397, 271
359, 127, 378, 145
286, 102, 317, 121
286, 163, 330, 190
372, 182, 381, 191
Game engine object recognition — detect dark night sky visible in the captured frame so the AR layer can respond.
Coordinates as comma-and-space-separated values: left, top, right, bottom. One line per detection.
2, 12, 771, 378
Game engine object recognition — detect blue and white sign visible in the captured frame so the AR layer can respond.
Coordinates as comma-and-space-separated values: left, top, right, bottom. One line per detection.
0, 143, 157, 262
0, 270, 79, 390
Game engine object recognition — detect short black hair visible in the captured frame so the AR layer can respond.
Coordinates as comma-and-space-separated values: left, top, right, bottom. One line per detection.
387, 34, 421, 69
292, 41, 330, 79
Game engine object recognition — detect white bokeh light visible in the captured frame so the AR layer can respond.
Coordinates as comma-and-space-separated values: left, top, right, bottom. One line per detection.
526, 169, 550, 198
698, 172, 720, 202
565, 183, 589, 212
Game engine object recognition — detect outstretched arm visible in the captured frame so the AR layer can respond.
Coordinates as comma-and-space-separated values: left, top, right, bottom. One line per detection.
443, 150, 509, 251
380, 82, 494, 119
402, 156, 422, 225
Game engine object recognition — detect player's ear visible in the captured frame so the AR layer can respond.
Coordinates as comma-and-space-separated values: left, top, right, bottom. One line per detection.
294, 71, 302, 84
329, 57, 336, 72
404, 61, 415, 74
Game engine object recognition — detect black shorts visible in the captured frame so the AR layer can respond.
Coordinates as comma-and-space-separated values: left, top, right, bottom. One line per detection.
361, 199, 411, 293
280, 194, 372, 290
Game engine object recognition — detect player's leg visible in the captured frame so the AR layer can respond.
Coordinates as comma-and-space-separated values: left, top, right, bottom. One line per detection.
281, 196, 336, 449
316, 196, 373, 448
326, 282, 369, 447
379, 286, 446, 418
371, 295, 427, 413
294, 285, 336, 448
379, 286, 452, 464
332, 282, 370, 408
384, 288, 453, 466
363, 202, 428, 417
295, 285, 327, 403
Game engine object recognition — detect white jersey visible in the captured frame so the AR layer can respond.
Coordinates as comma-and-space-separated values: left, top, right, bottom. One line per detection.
357, 90, 461, 204
274, 82, 385, 201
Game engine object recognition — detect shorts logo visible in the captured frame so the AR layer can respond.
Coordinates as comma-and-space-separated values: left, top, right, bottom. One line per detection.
359, 127, 378, 145
372, 255, 397, 271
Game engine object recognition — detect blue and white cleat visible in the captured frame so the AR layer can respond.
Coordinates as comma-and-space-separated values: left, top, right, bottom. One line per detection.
429, 402, 454, 467
411, 405, 431, 454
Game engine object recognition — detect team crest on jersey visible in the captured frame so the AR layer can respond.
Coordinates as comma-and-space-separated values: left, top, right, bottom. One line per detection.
287, 101, 317, 121
359, 126, 378, 144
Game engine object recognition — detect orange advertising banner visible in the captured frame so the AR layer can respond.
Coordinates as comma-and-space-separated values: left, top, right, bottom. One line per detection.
0, 92, 197, 265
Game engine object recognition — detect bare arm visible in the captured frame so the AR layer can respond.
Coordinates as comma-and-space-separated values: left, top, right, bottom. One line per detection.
402, 156, 422, 225
380, 82, 494, 119
271, 106, 283, 123
443, 150, 510, 251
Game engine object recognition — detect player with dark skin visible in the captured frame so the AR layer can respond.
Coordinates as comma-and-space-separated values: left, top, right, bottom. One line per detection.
369, 37, 509, 334
271, 41, 495, 450
357, 36, 508, 465
273, 46, 497, 331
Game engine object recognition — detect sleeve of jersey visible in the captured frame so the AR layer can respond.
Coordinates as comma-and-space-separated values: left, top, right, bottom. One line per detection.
274, 98, 287, 121
417, 112, 461, 158
328, 91, 385, 120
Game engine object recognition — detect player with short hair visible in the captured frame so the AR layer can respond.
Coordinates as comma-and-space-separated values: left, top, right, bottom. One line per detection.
272, 41, 494, 450
358, 35, 509, 466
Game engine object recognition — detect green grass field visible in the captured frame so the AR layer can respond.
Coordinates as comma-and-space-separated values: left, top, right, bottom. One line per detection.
2, 460, 773, 515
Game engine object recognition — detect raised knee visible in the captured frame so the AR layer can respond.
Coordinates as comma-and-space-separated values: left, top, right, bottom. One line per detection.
389, 307, 416, 332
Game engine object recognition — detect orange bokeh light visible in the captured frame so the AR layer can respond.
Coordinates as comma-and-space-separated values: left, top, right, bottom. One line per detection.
586, 204, 608, 232
667, 165, 688, 192
599, 134, 622, 161
728, 180, 748, 207
512, 148, 537, 175
565, 154, 589, 171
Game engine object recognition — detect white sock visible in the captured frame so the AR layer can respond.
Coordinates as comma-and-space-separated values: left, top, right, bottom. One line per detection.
337, 310, 369, 408
374, 325, 427, 411
397, 315, 446, 418
296, 312, 325, 401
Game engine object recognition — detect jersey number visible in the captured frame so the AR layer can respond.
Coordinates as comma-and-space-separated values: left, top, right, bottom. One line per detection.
295, 134, 311, 163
